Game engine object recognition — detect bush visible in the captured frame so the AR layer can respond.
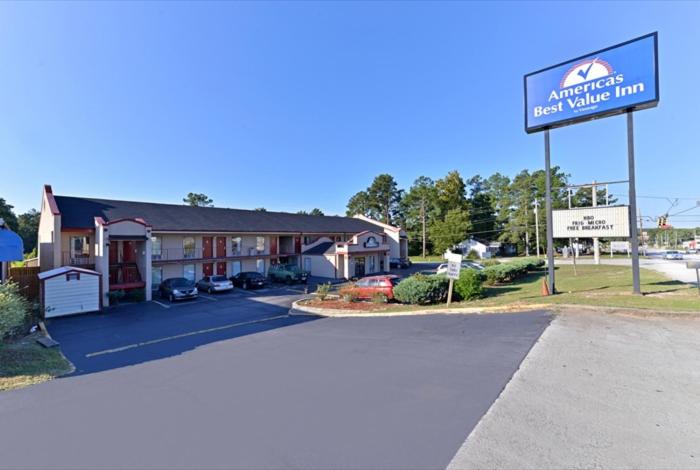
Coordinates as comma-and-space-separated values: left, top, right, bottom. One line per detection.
0, 282, 31, 340
453, 269, 484, 301
482, 259, 501, 267
482, 257, 545, 285
371, 292, 389, 304
315, 282, 332, 300
466, 249, 480, 260
393, 274, 450, 305
339, 286, 359, 302
107, 290, 126, 305
126, 288, 145, 302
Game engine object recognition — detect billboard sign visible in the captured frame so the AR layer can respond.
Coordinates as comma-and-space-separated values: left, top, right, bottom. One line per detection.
524, 33, 658, 133
553, 206, 630, 239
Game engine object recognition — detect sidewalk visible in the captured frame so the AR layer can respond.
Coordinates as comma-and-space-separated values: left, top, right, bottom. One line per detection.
447, 310, 700, 469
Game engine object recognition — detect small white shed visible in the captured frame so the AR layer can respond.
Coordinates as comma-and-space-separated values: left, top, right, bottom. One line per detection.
38, 267, 102, 318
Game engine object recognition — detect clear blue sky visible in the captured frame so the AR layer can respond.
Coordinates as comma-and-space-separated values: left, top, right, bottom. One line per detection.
2, 1, 699, 226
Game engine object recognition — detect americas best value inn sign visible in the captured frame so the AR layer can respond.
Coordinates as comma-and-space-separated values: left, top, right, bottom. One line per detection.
553, 206, 630, 239
524, 33, 659, 133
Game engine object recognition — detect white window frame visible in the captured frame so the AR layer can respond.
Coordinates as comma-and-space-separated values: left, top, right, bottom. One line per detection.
230, 260, 241, 276
256, 259, 265, 274
183, 264, 195, 281
152, 236, 162, 260
152, 267, 163, 290
256, 236, 265, 253
183, 237, 195, 259
231, 237, 241, 256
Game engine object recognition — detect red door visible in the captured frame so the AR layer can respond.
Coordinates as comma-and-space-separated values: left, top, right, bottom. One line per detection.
216, 237, 226, 258
109, 243, 118, 264
294, 236, 301, 254
203, 262, 214, 277
216, 262, 227, 276
123, 241, 136, 263
270, 236, 278, 256
203, 237, 213, 258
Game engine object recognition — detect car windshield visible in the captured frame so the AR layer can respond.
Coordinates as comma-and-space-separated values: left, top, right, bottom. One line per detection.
170, 278, 193, 287
390, 278, 401, 286
212, 276, 228, 282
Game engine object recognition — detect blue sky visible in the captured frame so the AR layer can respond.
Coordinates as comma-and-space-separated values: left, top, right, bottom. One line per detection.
2, 1, 699, 227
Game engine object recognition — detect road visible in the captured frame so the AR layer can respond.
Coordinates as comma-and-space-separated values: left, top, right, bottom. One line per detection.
0, 290, 551, 469
556, 253, 700, 284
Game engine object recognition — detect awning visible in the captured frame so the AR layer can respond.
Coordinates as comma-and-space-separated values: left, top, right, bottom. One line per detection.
0, 228, 23, 261
108, 235, 148, 241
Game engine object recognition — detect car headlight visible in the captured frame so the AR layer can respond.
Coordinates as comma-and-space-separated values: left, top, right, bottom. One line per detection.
193, 287, 198, 294
173, 289, 181, 295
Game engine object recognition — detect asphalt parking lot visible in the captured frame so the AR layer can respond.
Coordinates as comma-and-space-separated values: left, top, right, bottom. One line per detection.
0, 301, 551, 470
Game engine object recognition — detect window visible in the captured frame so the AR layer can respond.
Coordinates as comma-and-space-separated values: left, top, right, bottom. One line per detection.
183, 237, 195, 259
152, 236, 162, 260
152, 267, 162, 290
230, 260, 241, 276
70, 236, 90, 258
183, 264, 195, 281
231, 237, 241, 256
256, 259, 265, 274
66, 272, 80, 281
256, 236, 265, 253
369, 255, 376, 273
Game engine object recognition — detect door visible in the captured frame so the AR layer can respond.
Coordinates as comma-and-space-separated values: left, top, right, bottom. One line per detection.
304, 257, 312, 273
216, 237, 226, 258
109, 242, 118, 264
270, 236, 278, 256
203, 262, 214, 277
216, 262, 226, 276
203, 237, 213, 258
354, 257, 365, 278
123, 241, 136, 263
294, 236, 301, 254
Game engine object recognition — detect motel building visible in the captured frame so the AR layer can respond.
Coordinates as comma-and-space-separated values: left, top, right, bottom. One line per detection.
37, 185, 408, 306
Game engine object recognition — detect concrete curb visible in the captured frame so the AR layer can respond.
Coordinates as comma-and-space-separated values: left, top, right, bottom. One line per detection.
289, 300, 551, 318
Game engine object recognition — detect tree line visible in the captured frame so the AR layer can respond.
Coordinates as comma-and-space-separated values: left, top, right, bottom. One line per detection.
346, 170, 617, 256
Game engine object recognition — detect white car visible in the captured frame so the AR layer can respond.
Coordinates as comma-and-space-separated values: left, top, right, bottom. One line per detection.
663, 250, 683, 260
196, 275, 234, 293
436, 261, 485, 274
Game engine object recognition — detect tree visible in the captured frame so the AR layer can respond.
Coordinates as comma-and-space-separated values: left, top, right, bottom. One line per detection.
434, 170, 467, 217
366, 174, 403, 225
297, 208, 325, 216
429, 209, 471, 255
0, 198, 18, 232
17, 209, 40, 254
401, 176, 439, 256
183, 193, 213, 207
254, 207, 267, 212
466, 175, 496, 238
346, 190, 375, 219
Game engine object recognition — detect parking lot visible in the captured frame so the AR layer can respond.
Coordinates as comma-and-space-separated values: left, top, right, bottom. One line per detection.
1, 285, 551, 469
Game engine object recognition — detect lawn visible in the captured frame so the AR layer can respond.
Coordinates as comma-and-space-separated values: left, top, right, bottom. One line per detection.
409, 255, 445, 263
0, 335, 73, 392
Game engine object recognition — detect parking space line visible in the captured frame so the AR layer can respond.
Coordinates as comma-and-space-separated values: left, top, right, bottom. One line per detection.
85, 314, 290, 358
151, 300, 171, 309
198, 294, 218, 301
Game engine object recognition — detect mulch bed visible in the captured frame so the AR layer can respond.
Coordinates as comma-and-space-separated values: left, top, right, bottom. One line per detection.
301, 299, 391, 311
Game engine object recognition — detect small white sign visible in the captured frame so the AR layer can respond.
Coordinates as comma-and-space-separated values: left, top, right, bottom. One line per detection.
553, 206, 630, 239
445, 252, 462, 280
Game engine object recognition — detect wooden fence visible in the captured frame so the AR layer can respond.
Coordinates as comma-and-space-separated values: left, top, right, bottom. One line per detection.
8, 266, 41, 302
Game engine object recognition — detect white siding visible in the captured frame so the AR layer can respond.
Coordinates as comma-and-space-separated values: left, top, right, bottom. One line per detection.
303, 255, 336, 279
44, 274, 100, 318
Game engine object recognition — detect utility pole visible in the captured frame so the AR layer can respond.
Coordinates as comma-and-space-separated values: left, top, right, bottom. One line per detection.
533, 199, 541, 259
567, 189, 577, 275
639, 209, 645, 256
592, 181, 600, 265
421, 199, 426, 259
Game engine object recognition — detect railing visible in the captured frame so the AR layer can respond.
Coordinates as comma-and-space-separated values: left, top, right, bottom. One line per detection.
62, 252, 95, 267
152, 248, 266, 262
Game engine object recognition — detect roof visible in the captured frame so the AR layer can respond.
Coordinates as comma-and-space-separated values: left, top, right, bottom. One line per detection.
38, 266, 100, 280
302, 241, 335, 256
54, 196, 384, 234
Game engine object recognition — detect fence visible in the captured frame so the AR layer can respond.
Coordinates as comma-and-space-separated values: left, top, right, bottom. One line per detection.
8, 266, 41, 302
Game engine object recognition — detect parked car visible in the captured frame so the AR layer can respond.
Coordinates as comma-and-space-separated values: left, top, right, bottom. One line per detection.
159, 277, 198, 302
389, 258, 412, 269
268, 264, 309, 284
686, 248, 698, 254
663, 250, 684, 260
354, 275, 401, 300
436, 261, 485, 274
230, 271, 267, 290
196, 275, 234, 293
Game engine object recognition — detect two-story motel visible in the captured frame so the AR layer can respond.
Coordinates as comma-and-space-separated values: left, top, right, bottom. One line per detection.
38, 185, 408, 305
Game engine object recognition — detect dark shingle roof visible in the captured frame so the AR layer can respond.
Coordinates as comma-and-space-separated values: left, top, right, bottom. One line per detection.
55, 196, 381, 234
302, 241, 335, 255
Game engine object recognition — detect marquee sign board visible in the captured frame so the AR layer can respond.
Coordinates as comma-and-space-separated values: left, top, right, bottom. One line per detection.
524, 33, 659, 133
552, 206, 630, 239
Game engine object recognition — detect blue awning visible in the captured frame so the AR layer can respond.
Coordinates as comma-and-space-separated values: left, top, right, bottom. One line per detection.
0, 228, 23, 261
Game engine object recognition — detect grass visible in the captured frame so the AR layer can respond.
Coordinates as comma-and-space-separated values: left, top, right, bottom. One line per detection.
409, 255, 445, 263
0, 335, 73, 392
312, 264, 700, 314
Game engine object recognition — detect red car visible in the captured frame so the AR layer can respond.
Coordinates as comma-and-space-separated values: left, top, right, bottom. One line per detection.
354, 275, 401, 300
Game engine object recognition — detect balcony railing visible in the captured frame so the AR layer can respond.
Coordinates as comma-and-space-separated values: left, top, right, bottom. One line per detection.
62, 252, 95, 267
152, 248, 266, 262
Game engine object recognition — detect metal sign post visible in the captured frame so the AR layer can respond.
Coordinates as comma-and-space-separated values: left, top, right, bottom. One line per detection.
544, 130, 555, 295
627, 111, 641, 294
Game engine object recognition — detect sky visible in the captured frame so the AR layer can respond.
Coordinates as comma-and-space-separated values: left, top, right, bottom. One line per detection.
1, 1, 699, 227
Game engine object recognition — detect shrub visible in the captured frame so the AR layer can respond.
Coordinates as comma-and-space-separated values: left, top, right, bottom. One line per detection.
339, 286, 359, 302
126, 288, 146, 302
0, 282, 31, 340
482, 259, 501, 267
315, 282, 332, 300
482, 257, 546, 285
466, 249, 480, 260
393, 274, 450, 305
371, 292, 389, 304
107, 290, 126, 305
453, 269, 484, 301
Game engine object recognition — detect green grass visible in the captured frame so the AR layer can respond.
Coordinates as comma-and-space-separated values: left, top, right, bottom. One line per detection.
0, 335, 73, 391
383, 264, 700, 313
409, 255, 445, 263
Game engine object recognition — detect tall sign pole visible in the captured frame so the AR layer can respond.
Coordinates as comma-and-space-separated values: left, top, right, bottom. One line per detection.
592, 181, 600, 265
627, 111, 641, 294
533, 199, 541, 258
544, 129, 555, 295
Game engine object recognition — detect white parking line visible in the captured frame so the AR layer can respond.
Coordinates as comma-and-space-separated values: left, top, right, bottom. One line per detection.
198, 294, 218, 301
151, 300, 171, 309
85, 314, 290, 358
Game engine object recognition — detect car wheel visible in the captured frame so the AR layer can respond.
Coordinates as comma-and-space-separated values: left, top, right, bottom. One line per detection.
208, 287, 213, 294
243, 281, 248, 290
